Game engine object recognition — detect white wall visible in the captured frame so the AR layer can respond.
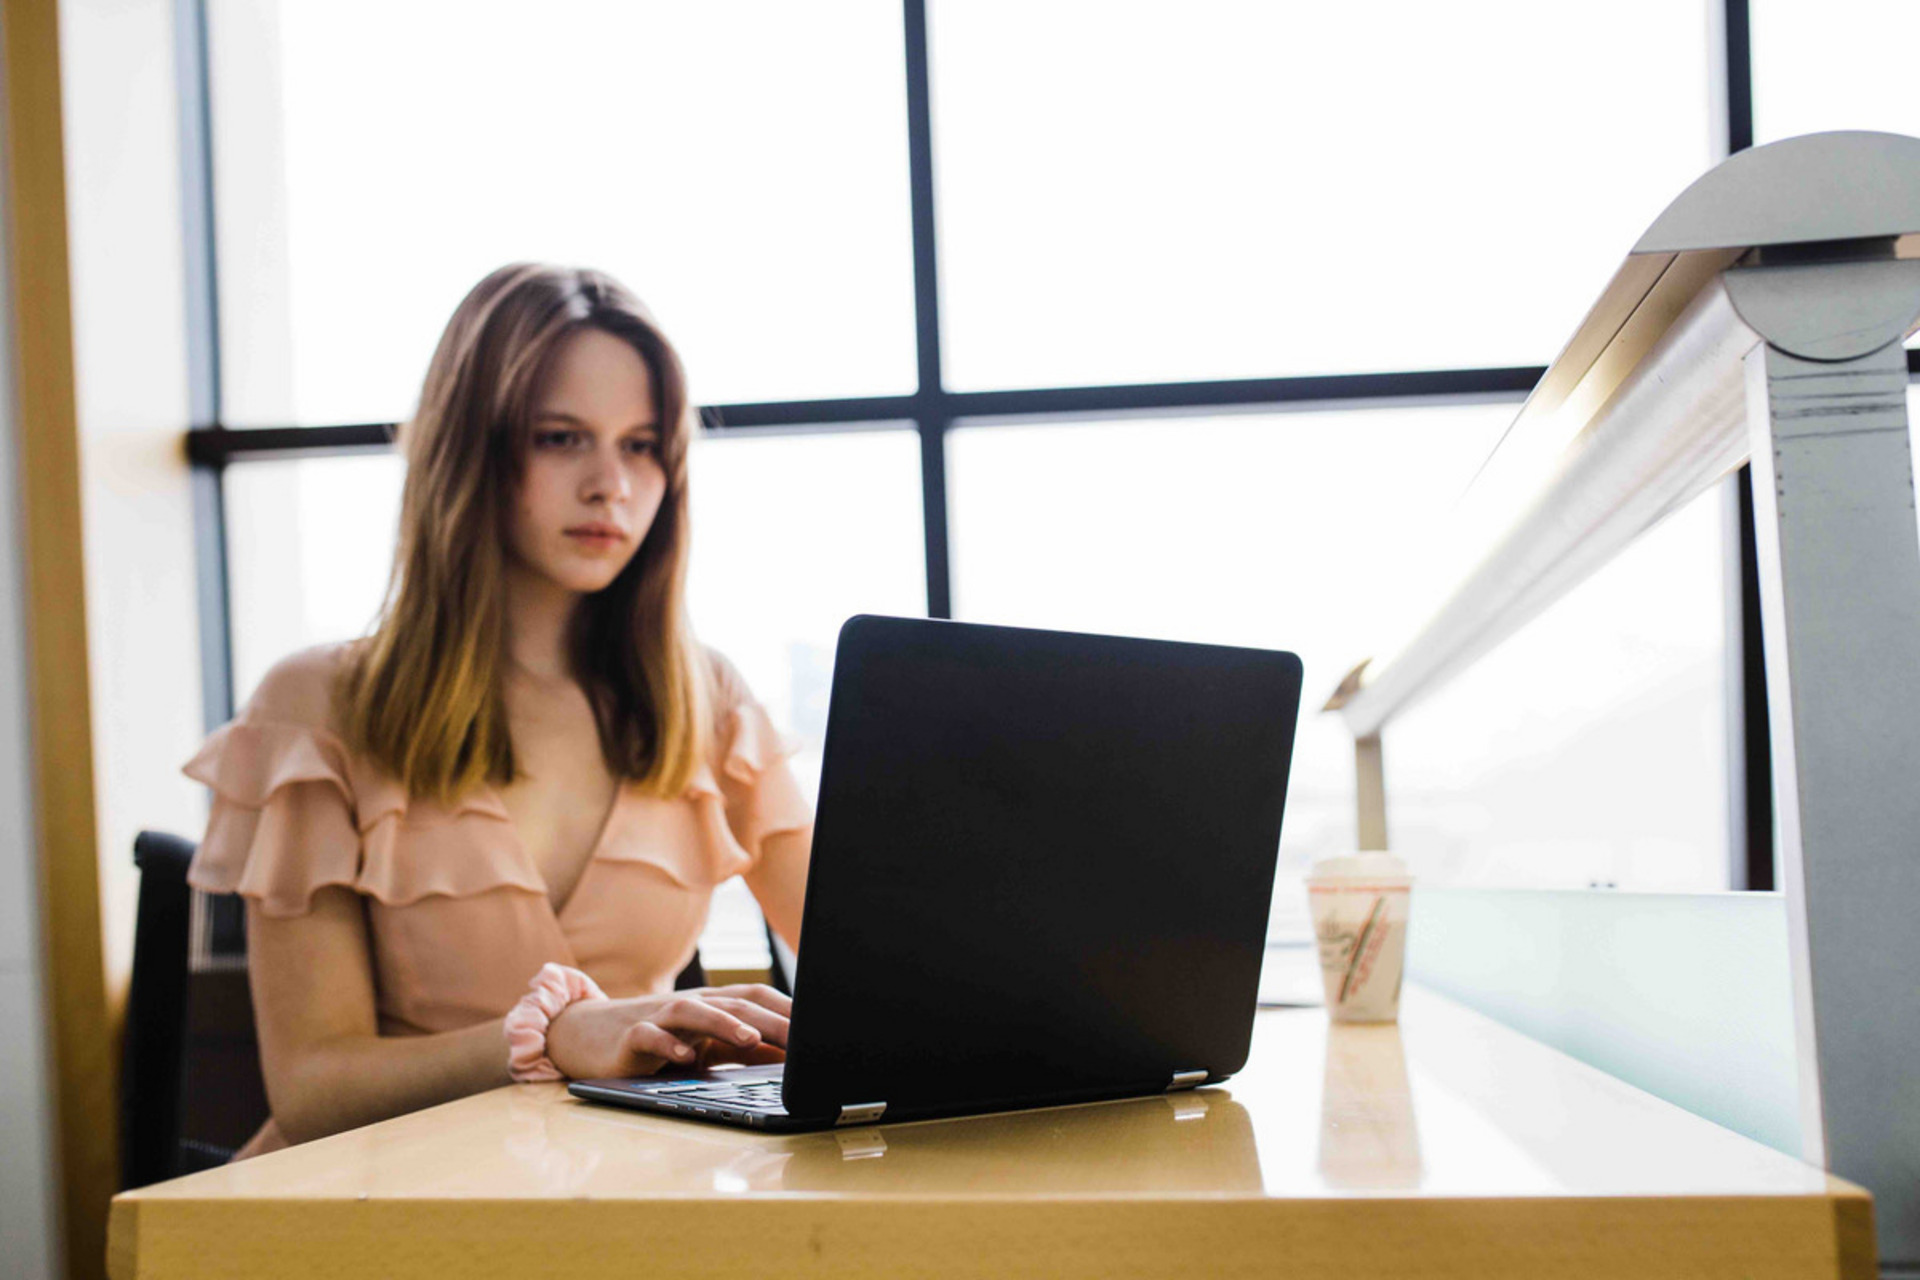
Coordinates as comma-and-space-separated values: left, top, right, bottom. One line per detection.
58, 0, 205, 1007
0, 42, 64, 1280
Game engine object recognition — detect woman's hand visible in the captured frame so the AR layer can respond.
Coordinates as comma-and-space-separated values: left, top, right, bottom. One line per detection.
545, 984, 792, 1080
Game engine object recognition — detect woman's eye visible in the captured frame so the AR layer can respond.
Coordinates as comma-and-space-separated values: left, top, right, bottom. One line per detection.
533, 429, 581, 450
625, 437, 661, 456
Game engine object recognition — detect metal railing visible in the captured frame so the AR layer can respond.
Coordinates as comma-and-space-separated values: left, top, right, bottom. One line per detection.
1326, 130, 1920, 1269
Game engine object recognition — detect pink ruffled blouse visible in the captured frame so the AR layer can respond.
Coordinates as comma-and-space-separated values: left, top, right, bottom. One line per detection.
182, 641, 812, 1156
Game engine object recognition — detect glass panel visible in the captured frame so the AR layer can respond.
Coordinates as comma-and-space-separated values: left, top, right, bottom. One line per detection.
686, 426, 927, 970
208, 1, 915, 425
1409, 889, 1800, 1155
931, 0, 1714, 391
947, 403, 1513, 933
224, 427, 926, 968
224, 452, 404, 706
1386, 485, 1728, 890
685, 427, 928, 809
1751, 0, 1920, 143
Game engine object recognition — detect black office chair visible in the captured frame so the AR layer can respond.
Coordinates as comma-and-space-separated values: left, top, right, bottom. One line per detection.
122, 829, 773, 1189
122, 831, 268, 1188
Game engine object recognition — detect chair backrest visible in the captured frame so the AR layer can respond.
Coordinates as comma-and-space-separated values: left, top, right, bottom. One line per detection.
124, 828, 721, 1187
124, 831, 191, 1187
123, 830, 259, 1188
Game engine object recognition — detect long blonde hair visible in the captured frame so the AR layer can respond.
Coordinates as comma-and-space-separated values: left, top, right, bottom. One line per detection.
338, 263, 710, 803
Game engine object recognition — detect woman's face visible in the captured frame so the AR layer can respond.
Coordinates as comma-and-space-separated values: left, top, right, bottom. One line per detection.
507, 326, 668, 596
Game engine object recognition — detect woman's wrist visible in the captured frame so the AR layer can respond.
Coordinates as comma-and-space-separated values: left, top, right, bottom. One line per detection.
502, 962, 608, 1082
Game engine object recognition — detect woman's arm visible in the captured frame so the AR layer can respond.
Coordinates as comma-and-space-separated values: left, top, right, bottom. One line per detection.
745, 823, 812, 953
248, 887, 793, 1144
247, 888, 514, 1144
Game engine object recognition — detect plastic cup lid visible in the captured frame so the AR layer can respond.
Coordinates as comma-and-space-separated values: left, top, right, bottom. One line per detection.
1307, 851, 1410, 880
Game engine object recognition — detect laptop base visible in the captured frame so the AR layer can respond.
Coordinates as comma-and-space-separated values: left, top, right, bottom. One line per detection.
567, 1064, 1220, 1134
569, 1065, 816, 1132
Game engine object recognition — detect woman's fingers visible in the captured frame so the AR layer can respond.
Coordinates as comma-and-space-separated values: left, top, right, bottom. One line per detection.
708, 983, 793, 1018
650, 996, 766, 1049
703, 996, 790, 1047
612, 990, 791, 1076
621, 1020, 697, 1068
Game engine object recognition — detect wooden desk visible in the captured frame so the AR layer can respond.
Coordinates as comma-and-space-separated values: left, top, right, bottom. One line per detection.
108, 988, 1873, 1279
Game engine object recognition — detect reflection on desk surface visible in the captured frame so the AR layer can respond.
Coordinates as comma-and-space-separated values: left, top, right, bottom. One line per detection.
559, 1091, 1264, 1195
129, 989, 1842, 1204
1319, 1019, 1421, 1189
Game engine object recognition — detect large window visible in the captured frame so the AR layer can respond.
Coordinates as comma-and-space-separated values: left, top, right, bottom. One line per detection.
931, 0, 1712, 389
1387, 488, 1729, 890
206, 0, 916, 425
950, 403, 1518, 935
194, 1, 1767, 967
1750, 0, 1920, 144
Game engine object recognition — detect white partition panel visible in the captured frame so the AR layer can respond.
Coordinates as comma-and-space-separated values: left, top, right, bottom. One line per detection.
1407, 888, 1800, 1156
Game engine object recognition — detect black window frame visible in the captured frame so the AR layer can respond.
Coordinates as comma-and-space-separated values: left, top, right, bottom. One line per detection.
182, 0, 1907, 893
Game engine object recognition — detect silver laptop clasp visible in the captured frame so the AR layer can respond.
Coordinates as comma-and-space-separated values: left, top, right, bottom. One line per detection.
837, 1101, 887, 1126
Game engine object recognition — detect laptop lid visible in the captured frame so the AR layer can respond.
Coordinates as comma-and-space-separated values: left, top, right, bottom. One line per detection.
781, 615, 1303, 1121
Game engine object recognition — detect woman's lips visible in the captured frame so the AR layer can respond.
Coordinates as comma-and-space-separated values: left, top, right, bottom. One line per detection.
564, 524, 627, 550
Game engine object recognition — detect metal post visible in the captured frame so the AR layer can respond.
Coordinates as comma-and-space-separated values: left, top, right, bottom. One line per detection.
1354, 735, 1388, 852
174, 0, 233, 729
1731, 253, 1920, 1268
901, 0, 951, 620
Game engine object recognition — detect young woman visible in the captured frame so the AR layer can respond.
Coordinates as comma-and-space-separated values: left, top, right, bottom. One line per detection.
184, 264, 810, 1158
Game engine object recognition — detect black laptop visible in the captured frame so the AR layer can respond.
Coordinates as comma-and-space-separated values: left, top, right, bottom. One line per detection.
568, 614, 1302, 1132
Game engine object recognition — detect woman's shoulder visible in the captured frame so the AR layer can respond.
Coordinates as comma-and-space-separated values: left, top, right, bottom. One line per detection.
238, 640, 363, 734
182, 640, 386, 918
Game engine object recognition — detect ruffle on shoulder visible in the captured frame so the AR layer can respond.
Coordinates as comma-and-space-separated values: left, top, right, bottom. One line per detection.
183, 670, 814, 916
688, 697, 812, 874
182, 720, 362, 917
182, 719, 541, 916
589, 696, 810, 890
352, 770, 543, 908
717, 694, 804, 788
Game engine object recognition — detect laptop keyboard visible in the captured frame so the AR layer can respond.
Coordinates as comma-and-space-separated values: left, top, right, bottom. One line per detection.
650, 1078, 788, 1115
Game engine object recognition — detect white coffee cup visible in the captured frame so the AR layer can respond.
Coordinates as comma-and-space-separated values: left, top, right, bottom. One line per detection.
1305, 853, 1413, 1023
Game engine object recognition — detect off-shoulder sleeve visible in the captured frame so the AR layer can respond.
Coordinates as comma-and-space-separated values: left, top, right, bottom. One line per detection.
181, 717, 361, 918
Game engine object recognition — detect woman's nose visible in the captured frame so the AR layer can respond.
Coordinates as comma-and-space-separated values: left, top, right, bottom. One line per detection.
582, 444, 632, 503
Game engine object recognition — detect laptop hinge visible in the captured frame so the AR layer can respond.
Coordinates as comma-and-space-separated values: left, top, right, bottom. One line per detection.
1168, 1070, 1208, 1091
837, 1101, 887, 1126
